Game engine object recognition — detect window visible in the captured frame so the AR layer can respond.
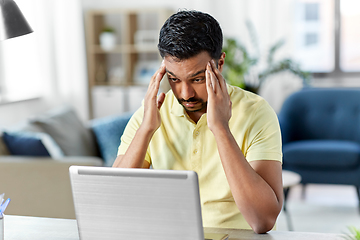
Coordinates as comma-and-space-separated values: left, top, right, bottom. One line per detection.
340, 0, 360, 72
305, 3, 319, 20
292, 0, 360, 74
0, 0, 42, 102
293, 0, 335, 73
305, 32, 318, 45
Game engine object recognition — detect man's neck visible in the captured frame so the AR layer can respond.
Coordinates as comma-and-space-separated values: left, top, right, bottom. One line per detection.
186, 109, 206, 124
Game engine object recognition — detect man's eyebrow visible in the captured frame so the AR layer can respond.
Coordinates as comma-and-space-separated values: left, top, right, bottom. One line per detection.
165, 69, 206, 78
165, 69, 177, 77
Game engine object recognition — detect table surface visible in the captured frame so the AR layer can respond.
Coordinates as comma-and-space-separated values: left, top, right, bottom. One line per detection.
282, 170, 302, 188
3, 215, 344, 240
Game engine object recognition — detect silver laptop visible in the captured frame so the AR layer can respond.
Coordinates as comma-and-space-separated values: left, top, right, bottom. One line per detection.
69, 166, 228, 240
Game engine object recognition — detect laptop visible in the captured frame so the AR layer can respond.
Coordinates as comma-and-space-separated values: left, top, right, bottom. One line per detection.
69, 166, 228, 240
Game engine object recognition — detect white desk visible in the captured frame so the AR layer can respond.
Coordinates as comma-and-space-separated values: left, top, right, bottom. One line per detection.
3, 215, 344, 240
282, 170, 302, 231
283, 170, 302, 189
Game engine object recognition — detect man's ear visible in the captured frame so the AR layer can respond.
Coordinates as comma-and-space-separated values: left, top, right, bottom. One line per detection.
217, 52, 226, 73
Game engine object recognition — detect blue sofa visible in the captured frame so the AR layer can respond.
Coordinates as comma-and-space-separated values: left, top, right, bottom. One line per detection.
279, 88, 360, 209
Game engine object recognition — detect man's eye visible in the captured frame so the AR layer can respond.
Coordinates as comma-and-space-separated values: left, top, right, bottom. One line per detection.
193, 78, 204, 82
169, 77, 179, 82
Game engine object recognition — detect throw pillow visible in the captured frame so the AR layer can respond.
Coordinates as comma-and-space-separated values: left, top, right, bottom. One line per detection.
2, 131, 64, 158
30, 106, 98, 156
90, 112, 133, 166
0, 135, 10, 155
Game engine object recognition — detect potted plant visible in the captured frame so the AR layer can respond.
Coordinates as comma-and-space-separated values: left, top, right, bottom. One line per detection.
222, 21, 311, 94
99, 26, 116, 51
344, 226, 360, 240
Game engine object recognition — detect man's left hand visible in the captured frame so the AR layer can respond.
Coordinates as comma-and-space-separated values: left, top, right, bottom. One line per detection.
206, 60, 232, 133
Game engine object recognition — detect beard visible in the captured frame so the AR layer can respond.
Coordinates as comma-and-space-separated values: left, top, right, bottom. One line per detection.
177, 97, 207, 112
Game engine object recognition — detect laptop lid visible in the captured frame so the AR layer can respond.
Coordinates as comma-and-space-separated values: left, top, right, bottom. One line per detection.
69, 166, 205, 240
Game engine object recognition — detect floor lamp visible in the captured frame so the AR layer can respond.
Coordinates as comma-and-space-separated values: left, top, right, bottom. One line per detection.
0, 0, 33, 40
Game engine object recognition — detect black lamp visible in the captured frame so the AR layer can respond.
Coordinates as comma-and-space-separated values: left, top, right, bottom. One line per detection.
0, 0, 33, 40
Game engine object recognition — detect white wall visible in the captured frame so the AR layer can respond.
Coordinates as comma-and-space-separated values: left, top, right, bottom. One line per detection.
80, 0, 289, 47
0, 0, 89, 127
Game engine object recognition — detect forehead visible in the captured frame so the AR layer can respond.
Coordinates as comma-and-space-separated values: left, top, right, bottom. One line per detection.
164, 51, 212, 78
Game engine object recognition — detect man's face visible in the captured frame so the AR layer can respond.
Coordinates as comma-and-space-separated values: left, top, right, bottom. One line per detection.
164, 51, 224, 114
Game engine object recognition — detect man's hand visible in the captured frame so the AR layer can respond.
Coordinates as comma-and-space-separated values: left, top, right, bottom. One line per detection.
141, 61, 166, 134
205, 60, 232, 133
113, 61, 165, 169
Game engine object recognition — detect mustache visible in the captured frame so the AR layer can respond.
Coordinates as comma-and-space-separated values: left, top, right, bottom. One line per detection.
178, 97, 203, 104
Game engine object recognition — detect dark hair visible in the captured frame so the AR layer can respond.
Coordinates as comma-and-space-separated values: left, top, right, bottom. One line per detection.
158, 10, 223, 60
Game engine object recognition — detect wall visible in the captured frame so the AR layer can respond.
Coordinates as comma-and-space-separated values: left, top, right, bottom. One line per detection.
1, 0, 355, 127
80, 0, 286, 48
0, 0, 89, 127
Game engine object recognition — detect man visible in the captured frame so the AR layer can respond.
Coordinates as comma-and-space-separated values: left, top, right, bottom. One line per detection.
113, 10, 283, 234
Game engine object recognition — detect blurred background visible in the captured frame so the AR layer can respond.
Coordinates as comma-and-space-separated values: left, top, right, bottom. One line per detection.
0, 0, 359, 234
1, 0, 359, 124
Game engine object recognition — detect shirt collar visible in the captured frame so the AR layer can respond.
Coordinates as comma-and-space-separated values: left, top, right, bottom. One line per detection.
170, 91, 186, 117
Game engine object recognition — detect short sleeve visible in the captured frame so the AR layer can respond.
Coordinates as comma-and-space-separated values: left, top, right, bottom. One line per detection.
245, 99, 283, 163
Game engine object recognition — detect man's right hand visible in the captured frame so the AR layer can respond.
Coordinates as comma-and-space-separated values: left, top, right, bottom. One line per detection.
113, 62, 166, 169
141, 61, 166, 134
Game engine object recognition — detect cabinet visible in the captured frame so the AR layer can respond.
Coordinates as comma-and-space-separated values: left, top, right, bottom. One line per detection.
85, 8, 173, 118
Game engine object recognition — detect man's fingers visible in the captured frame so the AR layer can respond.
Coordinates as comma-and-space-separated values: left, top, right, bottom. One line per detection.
150, 61, 166, 85
206, 69, 215, 97
148, 62, 166, 97
207, 62, 220, 94
157, 92, 166, 109
210, 60, 228, 94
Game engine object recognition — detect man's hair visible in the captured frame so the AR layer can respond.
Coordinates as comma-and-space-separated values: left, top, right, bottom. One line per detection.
158, 10, 223, 60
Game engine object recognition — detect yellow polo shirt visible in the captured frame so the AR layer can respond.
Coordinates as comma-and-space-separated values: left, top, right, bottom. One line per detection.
118, 84, 282, 229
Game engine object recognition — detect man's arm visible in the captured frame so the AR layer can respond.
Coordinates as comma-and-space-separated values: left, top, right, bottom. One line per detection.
112, 62, 166, 168
206, 60, 283, 234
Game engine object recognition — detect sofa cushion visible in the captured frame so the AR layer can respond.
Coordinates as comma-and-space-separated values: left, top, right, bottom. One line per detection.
90, 112, 132, 166
30, 106, 98, 156
0, 136, 10, 155
2, 131, 64, 158
283, 140, 360, 169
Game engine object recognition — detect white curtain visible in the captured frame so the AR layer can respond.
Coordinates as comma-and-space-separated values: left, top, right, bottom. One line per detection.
52, 0, 89, 121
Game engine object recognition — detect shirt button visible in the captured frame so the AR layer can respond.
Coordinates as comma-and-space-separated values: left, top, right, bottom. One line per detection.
193, 149, 198, 154
195, 131, 200, 136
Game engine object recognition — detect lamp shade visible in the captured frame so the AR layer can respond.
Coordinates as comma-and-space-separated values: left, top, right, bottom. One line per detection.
0, 0, 33, 40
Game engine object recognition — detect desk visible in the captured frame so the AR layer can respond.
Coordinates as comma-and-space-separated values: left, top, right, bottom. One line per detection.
282, 170, 302, 231
4, 215, 344, 240
282, 170, 302, 189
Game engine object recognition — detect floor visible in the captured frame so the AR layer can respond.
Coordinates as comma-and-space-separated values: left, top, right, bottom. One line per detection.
276, 184, 360, 234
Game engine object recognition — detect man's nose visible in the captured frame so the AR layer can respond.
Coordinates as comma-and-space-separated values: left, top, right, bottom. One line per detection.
181, 83, 195, 100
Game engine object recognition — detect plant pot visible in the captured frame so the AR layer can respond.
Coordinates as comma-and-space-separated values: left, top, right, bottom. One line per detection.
99, 32, 116, 51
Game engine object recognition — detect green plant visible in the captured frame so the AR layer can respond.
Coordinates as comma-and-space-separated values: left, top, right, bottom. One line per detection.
222, 21, 311, 93
343, 226, 360, 240
102, 26, 115, 33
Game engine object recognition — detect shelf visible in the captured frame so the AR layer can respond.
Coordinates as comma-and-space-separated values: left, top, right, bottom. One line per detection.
90, 44, 159, 54
85, 8, 173, 118
93, 81, 149, 87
